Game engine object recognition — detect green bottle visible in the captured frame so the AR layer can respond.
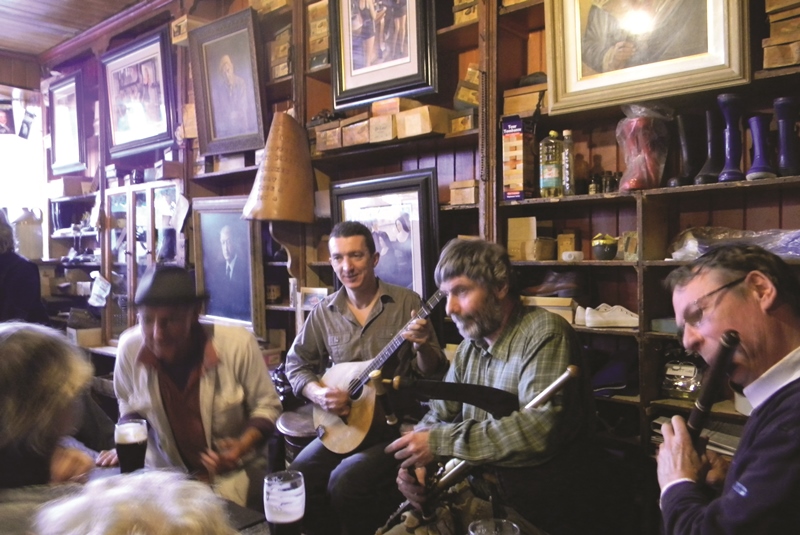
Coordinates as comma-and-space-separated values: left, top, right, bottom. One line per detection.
539, 130, 563, 198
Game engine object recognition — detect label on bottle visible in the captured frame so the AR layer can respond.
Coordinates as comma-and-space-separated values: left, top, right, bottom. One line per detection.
540, 164, 562, 189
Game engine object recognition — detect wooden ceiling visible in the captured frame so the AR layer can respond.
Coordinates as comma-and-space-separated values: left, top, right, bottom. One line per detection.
0, 0, 141, 58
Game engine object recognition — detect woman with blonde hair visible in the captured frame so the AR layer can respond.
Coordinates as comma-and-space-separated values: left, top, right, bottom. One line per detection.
0, 322, 95, 534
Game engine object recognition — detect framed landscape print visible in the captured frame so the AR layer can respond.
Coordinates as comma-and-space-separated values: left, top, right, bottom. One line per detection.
49, 72, 86, 175
100, 26, 175, 157
330, 0, 437, 110
331, 168, 439, 299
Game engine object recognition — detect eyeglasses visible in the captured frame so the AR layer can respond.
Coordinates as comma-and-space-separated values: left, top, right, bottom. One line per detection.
682, 276, 746, 329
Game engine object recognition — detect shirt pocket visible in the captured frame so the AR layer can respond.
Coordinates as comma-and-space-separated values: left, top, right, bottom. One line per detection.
327, 331, 355, 363
213, 385, 246, 429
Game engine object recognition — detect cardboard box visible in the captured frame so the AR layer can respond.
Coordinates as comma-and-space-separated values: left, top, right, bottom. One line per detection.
464, 62, 480, 86
454, 80, 480, 110
449, 179, 478, 205
450, 109, 477, 133
557, 234, 577, 260
66, 327, 103, 348
520, 296, 577, 323
316, 121, 342, 151
171, 15, 208, 46
454, 3, 478, 24
48, 177, 91, 198
508, 217, 537, 241
396, 105, 452, 138
502, 116, 536, 195
270, 41, 291, 62
507, 237, 556, 261
272, 61, 291, 80
371, 97, 422, 116
341, 113, 370, 146
503, 83, 548, 116
154, 160, 183, 180
369, 115, 397, 143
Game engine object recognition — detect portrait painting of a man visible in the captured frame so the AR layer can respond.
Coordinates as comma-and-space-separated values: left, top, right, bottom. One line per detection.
201, 213, 252, 322
204, 31, 258, 140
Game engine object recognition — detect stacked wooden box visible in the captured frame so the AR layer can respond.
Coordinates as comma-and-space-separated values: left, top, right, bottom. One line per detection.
268, 24, 292, 80
763, 0, 800, 69
307, 0, 329, 70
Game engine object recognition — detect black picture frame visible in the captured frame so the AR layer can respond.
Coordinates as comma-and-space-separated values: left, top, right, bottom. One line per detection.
330, 0, 437, 110
189, 8, 266, 156
193, 195, 266, 339
48, 72, 86, 175
100, 26, 175, 159
331, 168, 439, 299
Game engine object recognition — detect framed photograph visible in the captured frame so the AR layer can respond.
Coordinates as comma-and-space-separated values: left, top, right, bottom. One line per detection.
189, 8, 266, 156
545, 0, 750, 115
330, 0, 437, 110
0, 100, 15, 135
300, 287, 330, 311
49, 72, 86, 175
331, 168, 439, 299
100, 27, 175, 158
193, 195, 265, 339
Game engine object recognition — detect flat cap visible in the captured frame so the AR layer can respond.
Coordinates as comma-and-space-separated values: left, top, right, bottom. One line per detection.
134, 265, 206, 306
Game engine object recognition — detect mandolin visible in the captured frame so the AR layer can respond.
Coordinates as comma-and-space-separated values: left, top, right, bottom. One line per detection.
313, 290, 446, 454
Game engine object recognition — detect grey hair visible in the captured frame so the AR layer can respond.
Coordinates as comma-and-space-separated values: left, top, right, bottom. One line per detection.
665, 244, 800, 315
0, 209, 13, 254
434, 238, 518, 296
34, 470, 239, 535
0, 323, 93, 452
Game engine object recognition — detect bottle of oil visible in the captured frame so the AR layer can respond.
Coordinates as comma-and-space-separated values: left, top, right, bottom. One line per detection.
539, 130, 563, 197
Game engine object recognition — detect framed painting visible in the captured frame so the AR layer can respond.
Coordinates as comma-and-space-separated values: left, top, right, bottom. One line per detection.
49, 72, 86, 175
189, 8, 266, 156
330, 0, 437, 110
545, 0, 750, 115
100, 26, 175, 158
331, 168, 439, 299
193, 195, 265, 339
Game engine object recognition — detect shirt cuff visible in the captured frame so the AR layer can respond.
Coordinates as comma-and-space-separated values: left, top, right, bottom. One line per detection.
659, 478, 696, 509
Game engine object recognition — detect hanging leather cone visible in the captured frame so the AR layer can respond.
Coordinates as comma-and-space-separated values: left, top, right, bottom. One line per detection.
243, 112, 315, 222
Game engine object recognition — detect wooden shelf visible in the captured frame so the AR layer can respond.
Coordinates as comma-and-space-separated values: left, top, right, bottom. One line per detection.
499, 190, 636, 207
192, 165, 259, 186
596, 394, 640, 406
306, 65, 331, 84
49, 193, 97, 203
573, 326, 639, 337
265, 303, 295, 312
440, 203, 478, 211
649, 398, 748, 423
641, 175, 800, 198
437, 20, 478, 53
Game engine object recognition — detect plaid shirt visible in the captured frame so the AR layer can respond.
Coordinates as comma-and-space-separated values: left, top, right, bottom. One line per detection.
420, 304, 594, 467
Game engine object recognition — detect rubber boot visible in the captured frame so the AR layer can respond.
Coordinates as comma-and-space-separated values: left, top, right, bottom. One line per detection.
718, 93, 745, 182
694, 109, 725, 185
774, 96, 799, 177
667, 114, 704, 187
746, 114, 776, 180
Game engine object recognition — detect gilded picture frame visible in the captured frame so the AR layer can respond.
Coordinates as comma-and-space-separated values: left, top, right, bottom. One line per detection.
545, 0, 750, 115
49, 72, 86, 176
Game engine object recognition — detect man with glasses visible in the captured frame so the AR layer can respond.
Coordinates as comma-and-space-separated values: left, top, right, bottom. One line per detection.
285, 221, 446, 535
97, 265, 282, 509
658, 244, 800, 533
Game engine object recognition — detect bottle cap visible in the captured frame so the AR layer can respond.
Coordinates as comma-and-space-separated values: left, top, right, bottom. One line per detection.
563, 129, 572, 136
549, 130, 558, 137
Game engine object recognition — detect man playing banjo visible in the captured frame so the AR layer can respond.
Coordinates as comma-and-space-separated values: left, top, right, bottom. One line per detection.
285, 221, 447, 535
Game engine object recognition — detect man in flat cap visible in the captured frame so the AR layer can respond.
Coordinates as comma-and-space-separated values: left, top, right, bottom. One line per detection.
96, 265, 281, 508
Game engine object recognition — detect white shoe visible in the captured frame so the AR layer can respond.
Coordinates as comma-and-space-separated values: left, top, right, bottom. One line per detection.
575, 303, 612, 326
585, 305, 639, 328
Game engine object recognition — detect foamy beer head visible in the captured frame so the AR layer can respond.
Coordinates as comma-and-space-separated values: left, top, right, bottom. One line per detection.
115, 419, 148, 473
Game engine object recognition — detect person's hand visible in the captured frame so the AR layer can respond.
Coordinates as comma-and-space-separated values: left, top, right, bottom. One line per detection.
385, 430, 433, 469
95, 449, 119, 467
603, 41, 636, 71
50, 446, 93, 484
395, 466, 428, 511
200, 437, 246, 478
704, 450, 731, 491
315, 386, 352, 417
402, 311, 432, 352
657, 415, 704, 489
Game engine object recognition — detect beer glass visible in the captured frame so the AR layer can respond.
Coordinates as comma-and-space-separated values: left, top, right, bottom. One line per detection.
115, 419, 148, 473
264, 470, 305, 535
468, 519, 520, 535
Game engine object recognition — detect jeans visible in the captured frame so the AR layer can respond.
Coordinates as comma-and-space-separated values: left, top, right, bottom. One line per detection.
290, 427, 403, 535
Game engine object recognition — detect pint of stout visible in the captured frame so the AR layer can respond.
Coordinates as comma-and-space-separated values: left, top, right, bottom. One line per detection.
115, 419, 148, 473
264, 470, 305, 535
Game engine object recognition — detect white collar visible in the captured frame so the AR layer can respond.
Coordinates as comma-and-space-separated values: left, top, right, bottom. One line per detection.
743, 345, 800, 410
